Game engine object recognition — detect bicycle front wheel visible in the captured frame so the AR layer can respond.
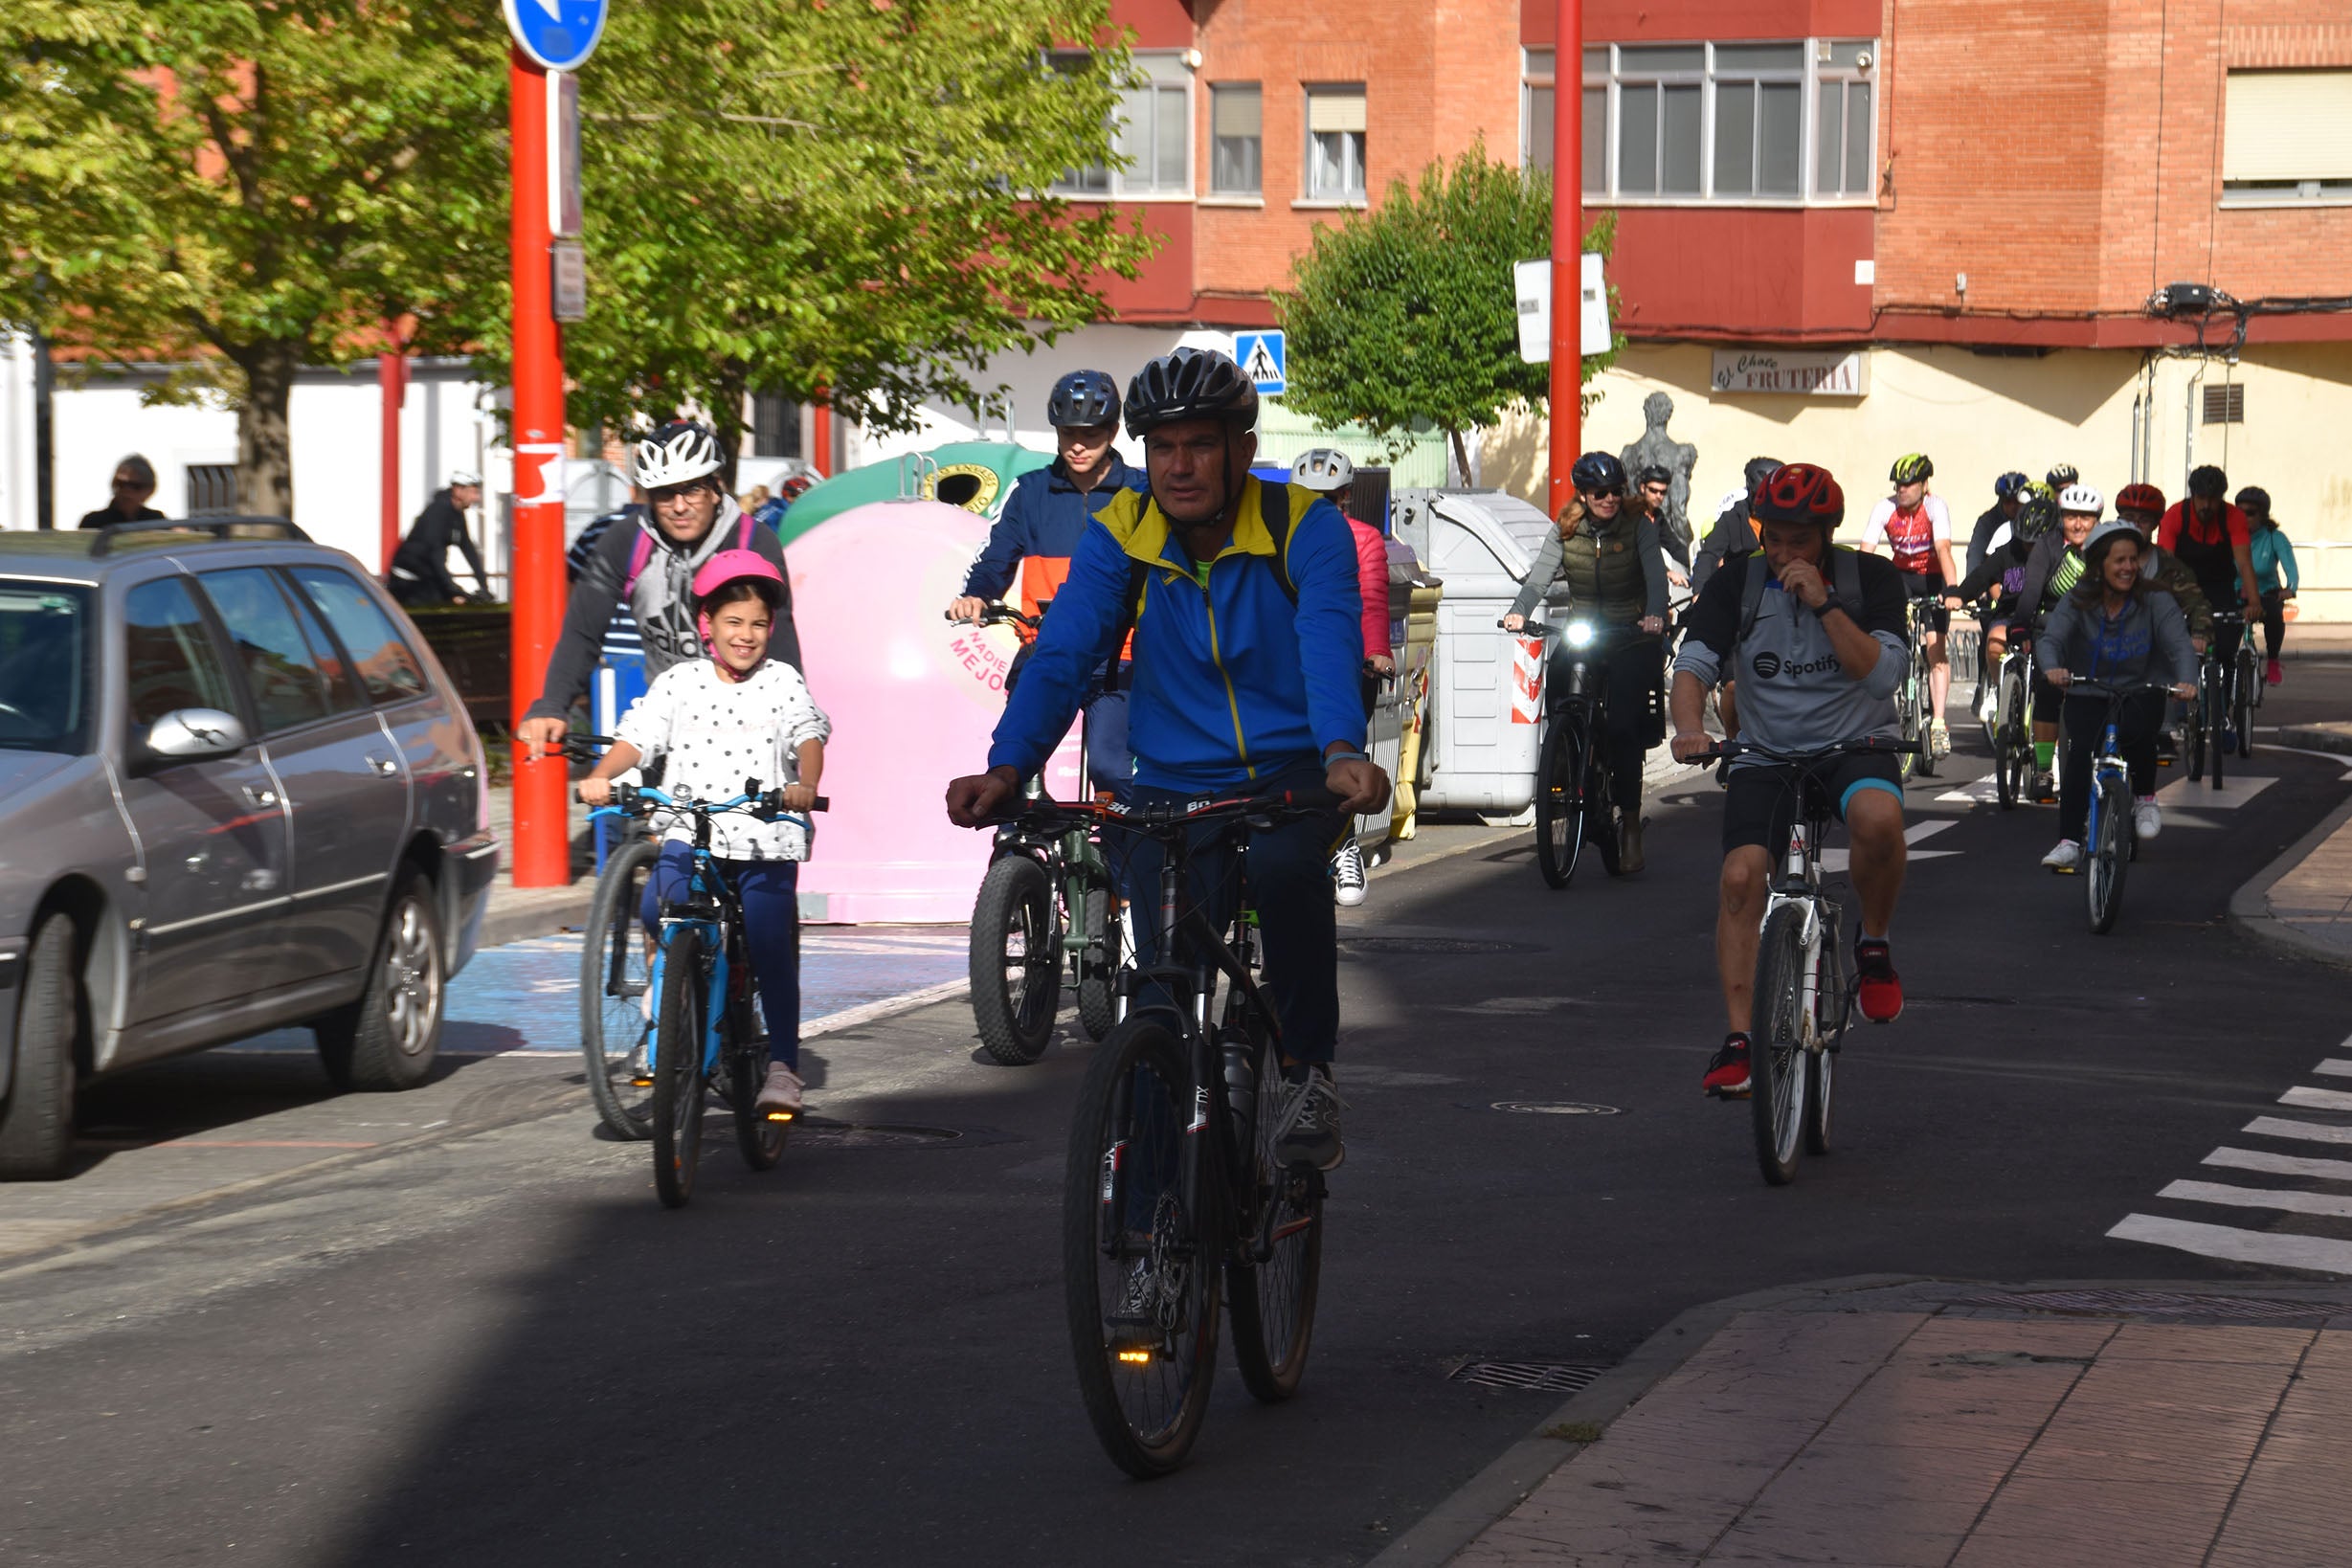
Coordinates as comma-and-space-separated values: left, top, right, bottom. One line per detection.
1749, 905, 1810, 1186
2206, 666, 2229, 788
579, 836, 660, 1139
971, 854, 1062, 1065
651, 927, 708, 1209
1533, 715, 1587, 888
1994, 667, 2027, 811
1895, 675, 1923, 783
728, 1006, 787, 1172
1075, 879, 1119, 1042
2233, 649, 2256, 758
1229, 1030, 1323, 1404
1064, 1016, 1221, 1478
2087, 775, 2131, 935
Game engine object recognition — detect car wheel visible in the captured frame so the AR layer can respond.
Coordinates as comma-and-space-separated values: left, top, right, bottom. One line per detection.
0, 915, 80, 1180
316, 869, 444, 1092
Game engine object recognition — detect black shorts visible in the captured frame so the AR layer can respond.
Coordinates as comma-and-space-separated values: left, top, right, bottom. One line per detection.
1898, 571, 1951, 634
1721, 753, 1904, 859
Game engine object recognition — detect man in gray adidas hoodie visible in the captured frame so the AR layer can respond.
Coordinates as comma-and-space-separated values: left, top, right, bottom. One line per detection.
1667, 463, 1914, 1102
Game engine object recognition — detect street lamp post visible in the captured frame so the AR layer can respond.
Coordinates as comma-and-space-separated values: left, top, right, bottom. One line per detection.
1547, 0, 1583, 522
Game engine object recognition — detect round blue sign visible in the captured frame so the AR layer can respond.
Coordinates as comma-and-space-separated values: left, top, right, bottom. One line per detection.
503, 0, 609, 72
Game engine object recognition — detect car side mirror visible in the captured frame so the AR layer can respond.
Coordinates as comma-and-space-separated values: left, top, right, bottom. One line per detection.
135, 708, 249, 771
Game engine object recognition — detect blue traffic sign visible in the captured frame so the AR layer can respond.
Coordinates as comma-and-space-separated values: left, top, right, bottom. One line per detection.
1234, 330, 1287, 395
504, 0, 609, 72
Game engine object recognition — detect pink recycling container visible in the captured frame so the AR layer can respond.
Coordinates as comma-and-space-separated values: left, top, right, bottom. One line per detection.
788, 497, 1084, 923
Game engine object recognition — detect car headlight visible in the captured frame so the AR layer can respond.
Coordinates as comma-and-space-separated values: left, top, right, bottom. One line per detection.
1564, 621, 1597, 649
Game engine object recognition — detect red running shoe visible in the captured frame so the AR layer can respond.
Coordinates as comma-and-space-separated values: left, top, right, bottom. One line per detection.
1855, 938, 1902, 1023
1703, 1035, 1752, 1098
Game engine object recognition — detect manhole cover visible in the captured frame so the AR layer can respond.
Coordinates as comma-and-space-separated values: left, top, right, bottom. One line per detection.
791, 1118, 963, 1149
1963, 1289, 2334, 1323
1338, 936, 1533, 955
1452, 1361, 1605, 1394
1489, 1101, 1621, 1116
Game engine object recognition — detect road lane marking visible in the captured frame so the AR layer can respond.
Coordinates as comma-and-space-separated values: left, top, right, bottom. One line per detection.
2244, 1116, 2352, 1145
2109, 1214, 2352, 1276
2315, 1060, 2352, 1079
2280, 1086, 2352, 1111
2157, 1178, 2352, 1219
2205, 1146, 2352, 1181
2154, 774, 2275, 808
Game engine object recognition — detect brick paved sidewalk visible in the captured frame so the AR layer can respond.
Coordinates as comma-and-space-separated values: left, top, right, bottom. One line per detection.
1442, 1285, 2352, 1568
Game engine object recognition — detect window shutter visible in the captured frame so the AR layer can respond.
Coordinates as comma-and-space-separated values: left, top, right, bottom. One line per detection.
1214, 85, 1261, 139
2224, 71, 2352, 182
1308, 90, 1366, 135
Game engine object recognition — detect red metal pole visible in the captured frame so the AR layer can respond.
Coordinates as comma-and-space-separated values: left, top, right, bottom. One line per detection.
809, 392, 833, 479
1547, 0, 1583, 522
377, 330, 406, 575
508, 47, 570, 887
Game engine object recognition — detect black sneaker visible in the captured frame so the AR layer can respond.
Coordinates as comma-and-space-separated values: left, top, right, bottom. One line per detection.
1273, 1065, 1346, 1171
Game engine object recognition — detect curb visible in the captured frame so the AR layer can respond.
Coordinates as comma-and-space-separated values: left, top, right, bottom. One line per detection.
2278, 723, 2352, 757
1365, 1272, 2352, 1567
478, 882, 596, 948
2227, 794, 2352, 972
1366, 1273, 1926, 1567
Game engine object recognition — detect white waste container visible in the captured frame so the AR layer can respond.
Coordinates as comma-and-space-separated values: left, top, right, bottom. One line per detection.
1391, 489, 1560, 820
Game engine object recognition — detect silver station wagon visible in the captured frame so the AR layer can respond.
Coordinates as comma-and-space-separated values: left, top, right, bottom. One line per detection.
0, 520, 500, 1178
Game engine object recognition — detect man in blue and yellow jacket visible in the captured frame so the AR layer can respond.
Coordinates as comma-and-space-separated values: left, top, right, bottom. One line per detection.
947, 348, 1388, 1173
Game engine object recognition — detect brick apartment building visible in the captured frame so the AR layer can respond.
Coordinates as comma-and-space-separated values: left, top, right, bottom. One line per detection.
867, 0, 2351, 616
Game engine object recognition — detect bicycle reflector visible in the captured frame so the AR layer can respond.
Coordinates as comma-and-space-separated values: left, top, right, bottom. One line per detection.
1116, 1349, 1154, 1365
765, 1109, 795, 1123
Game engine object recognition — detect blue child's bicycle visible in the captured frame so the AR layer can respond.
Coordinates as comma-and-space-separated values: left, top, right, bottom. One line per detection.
588, 773, 822, 1208
2067, 679, 2170, 936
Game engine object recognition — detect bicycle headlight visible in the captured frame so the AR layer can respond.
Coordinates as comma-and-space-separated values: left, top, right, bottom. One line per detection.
1565, 621, 1597, 649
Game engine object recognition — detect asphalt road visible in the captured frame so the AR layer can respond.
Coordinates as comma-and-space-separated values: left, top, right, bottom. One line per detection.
4, 663, 2349, 1568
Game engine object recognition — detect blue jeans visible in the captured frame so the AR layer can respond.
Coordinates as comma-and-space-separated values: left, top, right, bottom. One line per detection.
1114, 762, 1344, 1064
641, 843, 802, 1068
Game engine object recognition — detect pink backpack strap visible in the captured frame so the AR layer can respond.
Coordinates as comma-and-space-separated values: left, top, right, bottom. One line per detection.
622, 530, 654, 595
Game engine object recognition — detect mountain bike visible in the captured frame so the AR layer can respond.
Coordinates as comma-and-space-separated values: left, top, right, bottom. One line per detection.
562, 733, 660, 1139
592, 781, 823, 1209
956, 602, 1121, 1064
1893, 597, 1938, 781
2067, 680, 2172, 936
1006, 787, 1335, 1477
1697, 737, 1916, 1187
2189, 610, 2247, 787
1508, 616, 1631, 888
1977, 612, 2036, 812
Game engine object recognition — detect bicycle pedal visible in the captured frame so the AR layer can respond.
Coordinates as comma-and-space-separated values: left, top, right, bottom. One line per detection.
764, 1109, 795, 1124
631, 1074, 655, 1086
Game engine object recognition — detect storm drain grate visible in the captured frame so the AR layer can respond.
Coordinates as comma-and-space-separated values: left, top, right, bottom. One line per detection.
1963, 1289, 2337, 1323
1451, 1361, 1606, 1394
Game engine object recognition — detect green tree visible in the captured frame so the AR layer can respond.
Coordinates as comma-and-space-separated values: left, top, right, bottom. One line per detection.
482, 0, 1156, 464
1273, 145, 1615, 482
0, 0, 1151, 517
0, 1, 507, 517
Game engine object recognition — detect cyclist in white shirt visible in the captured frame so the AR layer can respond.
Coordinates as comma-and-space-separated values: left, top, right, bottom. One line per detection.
1859, 453, 1960, 758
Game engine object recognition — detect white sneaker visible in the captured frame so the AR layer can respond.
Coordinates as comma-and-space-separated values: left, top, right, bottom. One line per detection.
753, 1063, 804, 1117
1331, 840, 1368, 907
2042, 840, 2082, 870
2134, 799, 2162, 840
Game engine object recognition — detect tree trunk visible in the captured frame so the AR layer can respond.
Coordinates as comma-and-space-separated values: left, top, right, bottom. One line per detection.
1448, 427, 1476, 488
712, 360, 749, 493
235, 343, 301, 519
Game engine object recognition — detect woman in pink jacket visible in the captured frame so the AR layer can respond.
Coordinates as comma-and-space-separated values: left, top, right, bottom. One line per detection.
1292, 449, 1391, 907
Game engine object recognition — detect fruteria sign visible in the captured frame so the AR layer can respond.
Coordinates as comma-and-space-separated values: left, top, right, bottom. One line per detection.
1711, 349, 1870, 396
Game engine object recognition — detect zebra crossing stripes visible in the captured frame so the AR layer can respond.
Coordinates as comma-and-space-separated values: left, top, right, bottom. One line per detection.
2108, 1034, 2352, 1275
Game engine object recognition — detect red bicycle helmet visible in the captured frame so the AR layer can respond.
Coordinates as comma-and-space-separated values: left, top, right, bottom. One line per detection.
2115, 482, 2166, 518
1750, 462, 1845, 531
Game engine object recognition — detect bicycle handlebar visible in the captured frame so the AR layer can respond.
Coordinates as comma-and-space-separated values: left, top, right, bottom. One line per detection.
989, 785, 1342, 838
1689, 735, 1923, 766
2060, 678, 2179, 702
590, 782, 829, 827
947, 601, 1040, 630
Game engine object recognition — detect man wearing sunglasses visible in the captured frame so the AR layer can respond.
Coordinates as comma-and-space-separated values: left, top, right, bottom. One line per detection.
518, 420, 802, 760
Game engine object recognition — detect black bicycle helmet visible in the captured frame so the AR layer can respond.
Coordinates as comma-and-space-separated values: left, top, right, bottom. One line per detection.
1570, 451, 1626, 495
2013, 491, 2061, 546
2045, 463, 2079, 490
1742, 456, 1784, 493
1889, 452, 1933, 485
1123, 348, 1258, 439
2187, 464, 2228, 500
2235, 484, 2271, 518
1636, 463, 1670, 488
1751, 462, 1845, 530
1994, 470, 2030, 500
1046, 370, 1119, 430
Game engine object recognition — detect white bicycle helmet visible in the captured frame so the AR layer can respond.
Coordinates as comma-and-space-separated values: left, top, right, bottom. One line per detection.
1290, 448, 1355, 493
631, 421, 724, 489
2058, 483, 2103, 517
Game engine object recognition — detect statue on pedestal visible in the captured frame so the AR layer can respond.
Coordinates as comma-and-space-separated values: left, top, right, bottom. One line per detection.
1620, 391, 1698, 565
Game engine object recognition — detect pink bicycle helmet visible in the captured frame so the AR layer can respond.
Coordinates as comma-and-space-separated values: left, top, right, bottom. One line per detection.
691, 548, 784, 605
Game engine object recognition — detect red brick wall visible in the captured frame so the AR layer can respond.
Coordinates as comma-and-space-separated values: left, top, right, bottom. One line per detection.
1525, 0, 1879, 47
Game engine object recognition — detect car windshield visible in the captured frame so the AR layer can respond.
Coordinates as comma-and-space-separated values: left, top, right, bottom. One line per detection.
0, 581, 89, 754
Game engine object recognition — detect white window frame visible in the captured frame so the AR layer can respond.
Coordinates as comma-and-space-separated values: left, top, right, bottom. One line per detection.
2218, 68, 2352, 208
1547, 38, 1881, 208
1208, 81, 1265, 201
1302, 83, 1368, 207
1046, 49, 1195, 203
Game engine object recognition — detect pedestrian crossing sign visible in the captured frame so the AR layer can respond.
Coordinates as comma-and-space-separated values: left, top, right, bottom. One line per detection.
1233, 331, 1287, 395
